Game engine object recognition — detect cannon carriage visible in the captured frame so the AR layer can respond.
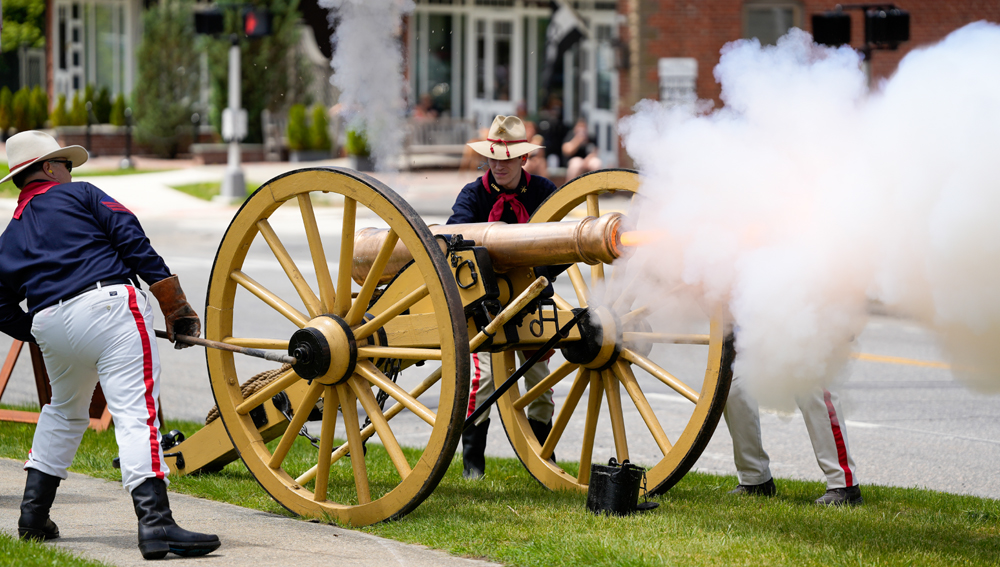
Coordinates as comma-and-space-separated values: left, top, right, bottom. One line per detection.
164, 167, 735, 526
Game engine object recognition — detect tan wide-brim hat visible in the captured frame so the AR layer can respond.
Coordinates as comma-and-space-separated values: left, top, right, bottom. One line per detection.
1, 130, 89, 185
467, 115, 544, 160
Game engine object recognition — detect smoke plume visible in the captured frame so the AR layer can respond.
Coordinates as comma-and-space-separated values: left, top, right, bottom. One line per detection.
321, 0, 413, 170
619, 23, 1000, 408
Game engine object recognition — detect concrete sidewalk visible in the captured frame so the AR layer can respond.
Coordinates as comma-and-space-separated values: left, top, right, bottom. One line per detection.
1, 459, 499, 567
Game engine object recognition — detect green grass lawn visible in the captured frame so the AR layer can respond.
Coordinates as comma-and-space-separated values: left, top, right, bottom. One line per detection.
168, 181, 258, 202
2, 411, 999, 566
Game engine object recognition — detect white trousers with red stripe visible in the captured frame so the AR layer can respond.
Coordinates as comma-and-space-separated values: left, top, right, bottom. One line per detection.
27, 283, 168, 493
723, 373, 858, 489
467, 352, 554, 426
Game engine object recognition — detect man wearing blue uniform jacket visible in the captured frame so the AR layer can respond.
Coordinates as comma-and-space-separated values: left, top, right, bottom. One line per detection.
448, 115, 558, 479
0, 131, 220, 559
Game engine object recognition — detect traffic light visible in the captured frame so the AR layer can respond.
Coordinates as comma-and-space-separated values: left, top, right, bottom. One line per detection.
865, 8, 910, 49
812, 11, 851, 47
243, 8, 271, 38
194, 9, 225, 36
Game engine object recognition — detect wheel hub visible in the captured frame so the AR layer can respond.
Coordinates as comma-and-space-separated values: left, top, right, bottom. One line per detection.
561, 307, 621, 370
288, 315, 357, 384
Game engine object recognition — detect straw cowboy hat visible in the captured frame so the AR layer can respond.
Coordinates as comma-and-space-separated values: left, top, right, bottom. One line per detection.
1, 130, 89, 185
467, 115, 543, 160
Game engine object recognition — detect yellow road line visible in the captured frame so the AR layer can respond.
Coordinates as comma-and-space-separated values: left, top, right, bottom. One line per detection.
851, 352, 950, 369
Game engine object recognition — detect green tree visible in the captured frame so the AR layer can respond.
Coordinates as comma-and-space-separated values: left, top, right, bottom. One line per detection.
1, 0, 46, 53
12, 88, 31, 131
134, 0, 199, 157
110, 94, 127, 127
30, 86, 48, 128
50, 94, 69, 127
69, 92, 87, 125
308, 105, 331, 152
94, 87, 113, 124
286, 104, 307, 151
207, 0, 311, 144
0, 87, 13, 133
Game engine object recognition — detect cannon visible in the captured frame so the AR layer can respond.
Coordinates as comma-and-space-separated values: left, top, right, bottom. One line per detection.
163, 168, 735, 526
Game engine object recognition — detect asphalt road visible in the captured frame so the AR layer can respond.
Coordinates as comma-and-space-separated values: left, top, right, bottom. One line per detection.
2, 166, 999, 504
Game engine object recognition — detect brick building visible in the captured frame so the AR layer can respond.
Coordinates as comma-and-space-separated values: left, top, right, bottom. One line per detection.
616, 1, 1000, 165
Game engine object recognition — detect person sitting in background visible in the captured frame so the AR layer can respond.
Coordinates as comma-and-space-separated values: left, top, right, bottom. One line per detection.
561, 117, 602, 180
413, 93, 439, 121
523, 134, 549, 178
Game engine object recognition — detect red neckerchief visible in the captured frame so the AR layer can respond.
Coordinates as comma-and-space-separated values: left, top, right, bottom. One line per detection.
482, 169, 532, 224
13, 180, 59, 220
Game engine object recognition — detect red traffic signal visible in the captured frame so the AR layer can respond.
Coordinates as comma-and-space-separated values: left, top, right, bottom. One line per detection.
243, 8, 271, 38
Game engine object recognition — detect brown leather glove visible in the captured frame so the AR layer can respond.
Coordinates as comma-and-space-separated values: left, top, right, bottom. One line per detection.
149, 275, 201, 349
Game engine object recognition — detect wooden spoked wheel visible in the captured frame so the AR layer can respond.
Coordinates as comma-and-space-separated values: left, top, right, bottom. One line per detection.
205, 167, 469, 526
494, 169, 735, 495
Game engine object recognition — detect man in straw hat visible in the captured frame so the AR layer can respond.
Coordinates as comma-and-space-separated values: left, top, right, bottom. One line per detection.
0, 131, 221, 558
448, 115, 559, 479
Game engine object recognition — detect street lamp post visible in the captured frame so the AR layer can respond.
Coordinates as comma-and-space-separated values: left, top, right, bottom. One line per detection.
219, 35, 247, 201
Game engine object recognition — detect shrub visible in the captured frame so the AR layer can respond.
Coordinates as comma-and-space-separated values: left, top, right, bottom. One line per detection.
30, 87, 48, 128
110, 94, 127, 127
133, 0, 198, 157
94, 87, 112, 124
309, 105, 331, 152
286, 104, 308, 152
12, 88, 31, 132
51, 94, 69, 128
69, 92, 87, 126
345, 129, 370, 157
0, 87, 12, 133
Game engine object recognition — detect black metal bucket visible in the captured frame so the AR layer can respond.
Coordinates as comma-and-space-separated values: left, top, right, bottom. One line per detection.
586, 458, 647, 516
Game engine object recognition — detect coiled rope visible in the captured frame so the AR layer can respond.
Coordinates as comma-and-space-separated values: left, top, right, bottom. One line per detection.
205, 364, 292, 424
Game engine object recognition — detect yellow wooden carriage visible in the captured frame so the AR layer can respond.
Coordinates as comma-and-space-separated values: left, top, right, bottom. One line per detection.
164, 167, 735, 526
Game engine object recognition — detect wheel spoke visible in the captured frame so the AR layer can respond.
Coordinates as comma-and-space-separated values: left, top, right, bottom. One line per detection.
578, 370, 602, 485
235, 368, 300, 415
551, 293, 575, 312
223, 337, 289, 350
313, 385, 340, 502
514, 359, 577, 411
257, 219, 323, 317
355, 360, 436, 426
334, 197, 357, 317
295, 367, 443, 485
354, 285, 430, 341
347, 229, 399, 326
619, 305, 650, 326
611, 274, 641, 314
539, 367, 589, 461
621, 348, 699, 403
601, 370, 630, 463
584, 194, 606, 286
268, 380, 323, 469
566, 264, 590, 307
622, 332, 710, 345
356, 346, 442, 361
613, 360, 672, 455
231, 270, 309, 328
336, 383, 371, 504
349, 377, 412, 481
298, 194, 337, 313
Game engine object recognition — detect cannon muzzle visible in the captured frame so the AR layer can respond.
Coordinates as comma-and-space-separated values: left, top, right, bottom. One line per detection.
353, 213, 629, 285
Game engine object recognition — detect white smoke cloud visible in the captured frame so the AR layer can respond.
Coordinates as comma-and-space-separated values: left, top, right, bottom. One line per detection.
619, 23, 1000, 408
321, 0, 414, 171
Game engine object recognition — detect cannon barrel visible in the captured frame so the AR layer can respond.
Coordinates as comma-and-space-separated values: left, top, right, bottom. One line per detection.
352, 212, 628, 285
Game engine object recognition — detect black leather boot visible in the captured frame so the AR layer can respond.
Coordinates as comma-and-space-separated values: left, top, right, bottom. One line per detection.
18, 468, 61, 541
528, 418, 556, 463
131, 478, 221, 560
462, 418, 490, 479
